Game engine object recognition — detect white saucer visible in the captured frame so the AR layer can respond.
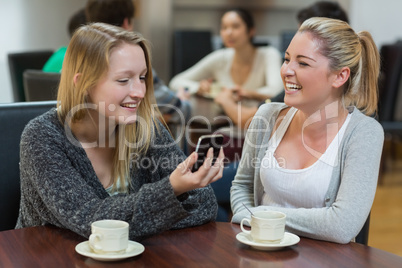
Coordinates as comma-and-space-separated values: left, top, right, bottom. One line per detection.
75, 240, 145, 262
236, 232, 300, 251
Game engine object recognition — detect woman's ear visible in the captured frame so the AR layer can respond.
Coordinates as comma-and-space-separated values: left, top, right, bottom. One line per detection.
73, 73, 81, 86
122, 17, 133, 31
332, 67, 350, 88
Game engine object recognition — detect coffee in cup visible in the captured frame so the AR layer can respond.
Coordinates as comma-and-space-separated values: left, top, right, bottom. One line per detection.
240, 211, 286, 243
89, 219, 129, 254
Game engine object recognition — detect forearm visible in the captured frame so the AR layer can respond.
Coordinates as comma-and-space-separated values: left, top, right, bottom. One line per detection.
172, 186, 218, 229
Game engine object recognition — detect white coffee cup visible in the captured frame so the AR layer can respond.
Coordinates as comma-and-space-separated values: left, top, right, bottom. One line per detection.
89, 219, 129, 254
240, 211, 286, 243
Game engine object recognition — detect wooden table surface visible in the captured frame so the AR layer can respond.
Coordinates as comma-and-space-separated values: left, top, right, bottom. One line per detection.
188, 94, 228, 128
1, 222, 401, 267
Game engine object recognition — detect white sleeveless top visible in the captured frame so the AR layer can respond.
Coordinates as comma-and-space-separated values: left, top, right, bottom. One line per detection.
260, 107, 351, 208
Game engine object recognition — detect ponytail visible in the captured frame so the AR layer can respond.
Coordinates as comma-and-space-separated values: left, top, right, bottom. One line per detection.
349, 31, 380, 115
300, 18, 380, 115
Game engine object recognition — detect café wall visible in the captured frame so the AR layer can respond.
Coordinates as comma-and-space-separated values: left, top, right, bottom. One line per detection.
0, 0, 402, 103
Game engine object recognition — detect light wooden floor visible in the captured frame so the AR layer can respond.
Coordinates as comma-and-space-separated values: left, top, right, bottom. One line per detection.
369, 151, 402, 256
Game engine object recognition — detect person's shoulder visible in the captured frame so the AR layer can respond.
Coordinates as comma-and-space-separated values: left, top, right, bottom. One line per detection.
196, 48, 232, 66
151, 120, 176, 144
256, 102, 287, 117
348, 107, 384, 137
250, 103, 287, 129
257, 45, 281, 56
54, 46, 68, 54
212, 47, 234, 58
23, 109, 60, 137
42, 47, 67, 72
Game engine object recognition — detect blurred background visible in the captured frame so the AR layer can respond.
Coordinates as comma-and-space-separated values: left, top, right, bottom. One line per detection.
1, 0, 402, 103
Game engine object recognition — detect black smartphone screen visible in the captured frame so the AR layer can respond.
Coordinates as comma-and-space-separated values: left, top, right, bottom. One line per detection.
192, 134, 224, 172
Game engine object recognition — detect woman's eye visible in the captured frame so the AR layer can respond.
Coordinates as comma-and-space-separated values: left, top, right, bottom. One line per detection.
140, 76, 146, 81
283, 58, 290, 63
117, 79, 129, 83
299, 62, 309, 67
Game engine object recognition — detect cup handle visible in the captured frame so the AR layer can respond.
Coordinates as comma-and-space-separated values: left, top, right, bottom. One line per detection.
240, 218, 251, 234
89, 233, 102, 251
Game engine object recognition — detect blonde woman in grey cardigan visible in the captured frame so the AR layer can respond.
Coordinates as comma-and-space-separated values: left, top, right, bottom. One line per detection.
231, 18, 384, 244
17, 23, 224, 241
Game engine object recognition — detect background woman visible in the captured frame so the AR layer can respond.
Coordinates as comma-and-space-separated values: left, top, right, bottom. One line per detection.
169, 8, 283, 125
230, 17, 384, 244
16, 23, 224, 241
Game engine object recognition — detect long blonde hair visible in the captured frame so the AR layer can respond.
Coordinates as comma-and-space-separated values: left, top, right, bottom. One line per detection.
299, 17, 380, 115
57, 22, 160, 192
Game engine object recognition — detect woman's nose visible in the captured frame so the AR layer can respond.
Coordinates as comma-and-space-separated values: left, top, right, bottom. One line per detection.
129, 82, 146, 98
222, 28, 232, 36
281, 62, 295, 76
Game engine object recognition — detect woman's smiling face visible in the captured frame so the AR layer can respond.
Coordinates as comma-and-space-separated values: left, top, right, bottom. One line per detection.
87, 42, 147, 126
281, 31, 340, 113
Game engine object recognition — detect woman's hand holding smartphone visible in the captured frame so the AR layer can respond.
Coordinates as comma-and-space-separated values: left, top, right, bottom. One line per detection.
192, 134, 224, 172
169, 134, 225, 196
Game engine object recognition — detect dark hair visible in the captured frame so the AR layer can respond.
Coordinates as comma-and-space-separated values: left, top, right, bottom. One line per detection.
297, 1, 349, 24
85, 0, 135, 27
224, 8, 255, 32
68, 8, 87, 37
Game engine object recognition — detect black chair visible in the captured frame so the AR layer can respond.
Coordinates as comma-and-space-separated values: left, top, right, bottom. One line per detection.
355, 214, 371, 245
171, 30, 212, 77
378, 43, 402, 123
377, 42, 402, 179
23, 69, 60, 101
8, 50, 54, 102
0, 101, 57, 231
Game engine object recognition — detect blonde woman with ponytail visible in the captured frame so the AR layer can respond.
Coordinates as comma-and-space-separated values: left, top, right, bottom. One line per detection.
17, 23, 224, 241
231, 18, 384, 244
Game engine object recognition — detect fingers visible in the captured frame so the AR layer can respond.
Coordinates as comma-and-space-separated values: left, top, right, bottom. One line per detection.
178, 152, 198, 174
198, 147, 225, 179
202, 147, 214, 170
212, 147, 225, 172
209, 148, 225, 183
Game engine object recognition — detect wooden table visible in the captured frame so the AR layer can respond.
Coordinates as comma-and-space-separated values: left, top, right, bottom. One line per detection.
1, 222, 401, 267
188, 94, 228, 128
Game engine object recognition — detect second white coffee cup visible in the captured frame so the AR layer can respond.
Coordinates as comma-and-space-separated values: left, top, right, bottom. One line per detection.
240, 211, 286, 243
89, 219, 129, 255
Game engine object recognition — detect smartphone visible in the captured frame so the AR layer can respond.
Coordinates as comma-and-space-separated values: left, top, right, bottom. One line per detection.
192, 134, 224, 172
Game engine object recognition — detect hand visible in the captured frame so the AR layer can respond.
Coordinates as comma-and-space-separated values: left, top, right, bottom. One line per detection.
169, 147, 225, 196
229, 86, 249, 100
197, 79, 213, 95
177, 87, 190, 101
214, 87, 237, 105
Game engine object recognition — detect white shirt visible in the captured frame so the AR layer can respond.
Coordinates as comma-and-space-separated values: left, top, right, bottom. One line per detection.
169, 46, 284, 97
260, 107, 351, 208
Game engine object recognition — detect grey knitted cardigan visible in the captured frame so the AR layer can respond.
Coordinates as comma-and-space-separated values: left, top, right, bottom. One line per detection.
16, 109, 217, 241
231, 103, 384, 244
